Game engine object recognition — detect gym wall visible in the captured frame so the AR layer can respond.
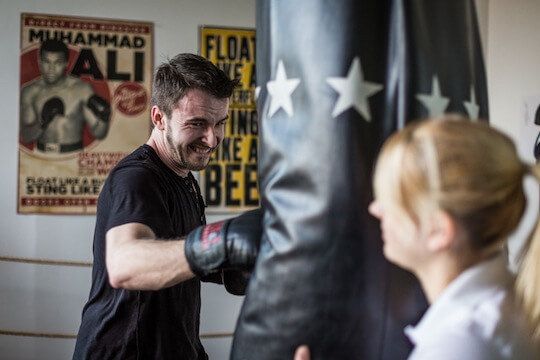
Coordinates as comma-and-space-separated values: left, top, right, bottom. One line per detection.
2, 0, 540, 359
0, 0, 254, 359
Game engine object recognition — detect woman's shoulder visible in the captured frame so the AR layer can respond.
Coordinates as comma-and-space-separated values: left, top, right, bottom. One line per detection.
466, 288, 537, 359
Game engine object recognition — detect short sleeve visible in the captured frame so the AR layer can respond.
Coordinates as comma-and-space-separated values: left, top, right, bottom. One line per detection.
105, 165, 171, 234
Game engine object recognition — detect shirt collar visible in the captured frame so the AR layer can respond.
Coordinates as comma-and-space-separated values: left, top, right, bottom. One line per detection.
404, 252, 512, 345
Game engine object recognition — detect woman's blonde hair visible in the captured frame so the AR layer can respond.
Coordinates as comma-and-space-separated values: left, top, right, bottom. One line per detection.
373, 114, 540, 340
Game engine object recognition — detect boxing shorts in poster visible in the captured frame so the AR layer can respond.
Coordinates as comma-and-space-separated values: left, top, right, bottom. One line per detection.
199, 26, 259, 213
18, 13, 153, 214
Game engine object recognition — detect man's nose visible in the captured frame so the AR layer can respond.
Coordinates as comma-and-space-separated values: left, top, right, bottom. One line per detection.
202, 126, 218, 148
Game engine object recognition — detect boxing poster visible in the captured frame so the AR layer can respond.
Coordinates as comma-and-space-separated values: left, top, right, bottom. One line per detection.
198, 26, 259, 213
18, 13, 153, 214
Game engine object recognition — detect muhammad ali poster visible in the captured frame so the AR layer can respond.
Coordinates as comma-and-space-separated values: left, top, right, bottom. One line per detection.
18, 13, 153, 214
199, 26, 259, 213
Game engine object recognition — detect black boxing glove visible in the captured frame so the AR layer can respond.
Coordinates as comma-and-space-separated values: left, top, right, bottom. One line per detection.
185, 208, 262, 277
222, 270, 252, 296
201, 270, 253, 296
41, 97, 65, 129
87, 94, 111, 123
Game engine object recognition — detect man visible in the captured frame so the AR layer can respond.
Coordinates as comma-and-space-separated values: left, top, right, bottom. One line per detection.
73, 53, 260, 359
20, 39, 110, 153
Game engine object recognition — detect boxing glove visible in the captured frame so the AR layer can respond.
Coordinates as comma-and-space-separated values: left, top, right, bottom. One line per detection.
87, 94, 111, 123
201, 270, 253, 296
41, 97, 65, 129
222, 270, 252, 295
185, 208, 262, 277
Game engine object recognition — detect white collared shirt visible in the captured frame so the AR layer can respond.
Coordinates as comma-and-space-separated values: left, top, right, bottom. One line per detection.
405, 254, 538, 360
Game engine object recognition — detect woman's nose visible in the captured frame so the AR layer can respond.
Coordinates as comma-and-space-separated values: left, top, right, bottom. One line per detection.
368, 200, 381, 219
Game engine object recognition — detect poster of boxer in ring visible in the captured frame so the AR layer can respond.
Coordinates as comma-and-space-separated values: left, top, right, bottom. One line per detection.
199, 26, 259, 213
18, 13, 153, 214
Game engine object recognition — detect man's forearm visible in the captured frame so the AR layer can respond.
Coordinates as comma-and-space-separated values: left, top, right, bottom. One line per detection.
106, 223, 195, 290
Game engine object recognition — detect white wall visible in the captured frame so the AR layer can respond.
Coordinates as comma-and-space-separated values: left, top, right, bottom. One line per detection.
486, 0, 540, 267
487, 0, 540, 137
2, 0, 539, 359
0, 0, 254, 359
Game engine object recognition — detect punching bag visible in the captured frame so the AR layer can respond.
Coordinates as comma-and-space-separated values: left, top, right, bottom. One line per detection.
231, 1, 489, 359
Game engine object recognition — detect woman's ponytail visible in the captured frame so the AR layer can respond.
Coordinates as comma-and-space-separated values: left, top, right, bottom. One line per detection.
516, 164, 540, 341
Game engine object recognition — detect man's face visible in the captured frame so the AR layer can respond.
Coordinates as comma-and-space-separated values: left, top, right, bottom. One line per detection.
39, 51, 67, 85
164, 88, 229, 172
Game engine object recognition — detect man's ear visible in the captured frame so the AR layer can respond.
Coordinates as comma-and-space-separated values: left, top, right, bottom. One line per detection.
151, 106, 165, 130
426, 210, 456, 253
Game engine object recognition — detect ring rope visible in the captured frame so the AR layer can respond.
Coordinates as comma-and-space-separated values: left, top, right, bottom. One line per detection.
0, 256, 92, 267
0, 256, 233, 339
0, 330, 76, 339
0, 329, 233, 339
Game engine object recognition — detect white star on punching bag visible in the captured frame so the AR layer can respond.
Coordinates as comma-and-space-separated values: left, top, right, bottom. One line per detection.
463, 85, 480, 120
416, 75, 450, 117
326, 56, 383, 121
266, 60, 301, 118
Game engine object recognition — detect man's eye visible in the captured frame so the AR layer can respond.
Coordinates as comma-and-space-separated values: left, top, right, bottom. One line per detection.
217, 120, 227, 127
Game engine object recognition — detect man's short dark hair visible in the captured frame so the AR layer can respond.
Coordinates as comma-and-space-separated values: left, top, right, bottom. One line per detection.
40, 39, 69, 61
151, 53, 240, 117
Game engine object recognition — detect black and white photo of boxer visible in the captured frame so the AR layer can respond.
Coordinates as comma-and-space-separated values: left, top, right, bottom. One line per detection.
20, 39, 111, 153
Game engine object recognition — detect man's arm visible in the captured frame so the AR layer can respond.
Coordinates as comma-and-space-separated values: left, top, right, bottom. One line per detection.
106, 209, 263, 291
106, 222, 194, 290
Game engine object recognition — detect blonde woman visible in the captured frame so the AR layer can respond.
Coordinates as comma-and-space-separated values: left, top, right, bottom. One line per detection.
295, 115, 540, 359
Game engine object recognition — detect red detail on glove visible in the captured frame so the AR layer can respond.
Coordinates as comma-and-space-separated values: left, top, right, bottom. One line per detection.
201, 221, 224, 249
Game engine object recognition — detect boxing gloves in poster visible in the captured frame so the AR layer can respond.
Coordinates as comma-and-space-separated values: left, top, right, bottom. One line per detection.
40, 96, 65, 129
87, 94, 111, 123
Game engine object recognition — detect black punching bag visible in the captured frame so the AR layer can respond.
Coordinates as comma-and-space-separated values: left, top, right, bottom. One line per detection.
231, 1, 488, 359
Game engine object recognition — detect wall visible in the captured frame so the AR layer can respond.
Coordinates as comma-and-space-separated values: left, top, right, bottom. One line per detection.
0, 0, 254, 359
2, 0, 539, 359
486, 0, 540, 267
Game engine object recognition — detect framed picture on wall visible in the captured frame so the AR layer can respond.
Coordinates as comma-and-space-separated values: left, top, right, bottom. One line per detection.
198, 25, 259, 214
18, 13, 154, 214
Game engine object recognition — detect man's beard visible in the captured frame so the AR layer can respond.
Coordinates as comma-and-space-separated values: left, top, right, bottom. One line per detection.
166, 131, 210, 172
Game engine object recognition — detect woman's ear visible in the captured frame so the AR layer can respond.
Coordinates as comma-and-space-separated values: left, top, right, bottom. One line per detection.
151, 106, 165, 130
425, 210, 456, 253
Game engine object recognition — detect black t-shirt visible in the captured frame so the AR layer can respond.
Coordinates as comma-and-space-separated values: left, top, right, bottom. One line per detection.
73, 145, 208, 360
